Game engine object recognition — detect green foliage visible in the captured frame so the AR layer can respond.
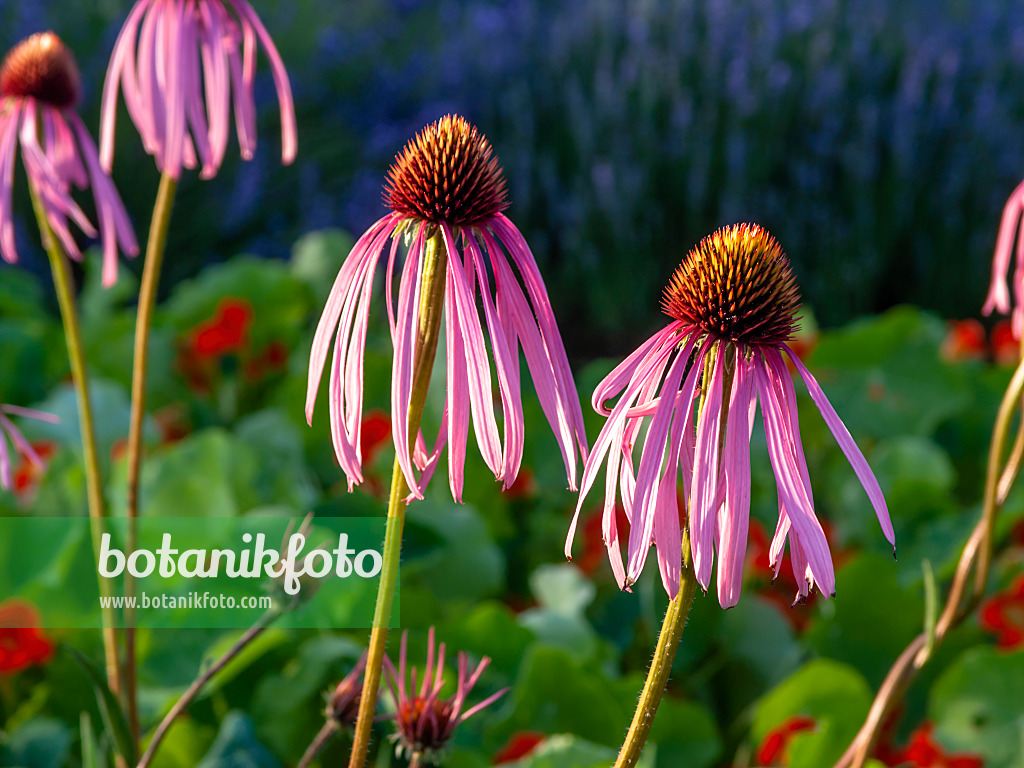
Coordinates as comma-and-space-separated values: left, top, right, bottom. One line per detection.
2, 247, 1014, 768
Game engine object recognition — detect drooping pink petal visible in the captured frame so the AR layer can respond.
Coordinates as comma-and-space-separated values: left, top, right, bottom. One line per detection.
626, 343, 691, 585
754, 354, 835, 597
984, 179, 1024, 317
305, 214, 396, 423
228, 0, 297, 164
391, 225, 426, 499
445, 259, 471, 502
100, 0, 151, 171
465, 233, 524, 485
0, 424, 10, 489
490, 216, 588, 482
442, 224, 503, 479
0, 103, 22, 263
716, 354, 756, 608
689, 340, 725, 590
783, 346, 894, 549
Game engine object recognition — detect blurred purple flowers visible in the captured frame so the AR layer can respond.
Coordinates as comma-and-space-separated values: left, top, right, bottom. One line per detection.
100, 0, 297, 179
306, 115, 587, 501
383, 627, 507, 762
0, 404, 58, 491
567, 224, 893, 607
0, 32, 138, 286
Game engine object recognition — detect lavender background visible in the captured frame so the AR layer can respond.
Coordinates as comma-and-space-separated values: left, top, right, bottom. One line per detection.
4, 0, 1024, 355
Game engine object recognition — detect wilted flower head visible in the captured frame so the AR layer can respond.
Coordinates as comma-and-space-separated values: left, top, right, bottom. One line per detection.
567, 224, 894, 607
383, 627, 507, 763
0, 403, 59, 491
326, 652, 367, 726
0, 32, 138, 286
100, 0, 297, 179
306, 115, 587, 501
984, 179, 1024, 341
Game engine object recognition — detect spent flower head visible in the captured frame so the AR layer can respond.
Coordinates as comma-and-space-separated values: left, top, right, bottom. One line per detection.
326, 651, 367, 727
567, 224, 894, 607
383, 627, 508, 764
0, 32, 138, 285
101, 0, 297, 179
307, 114, 587, 501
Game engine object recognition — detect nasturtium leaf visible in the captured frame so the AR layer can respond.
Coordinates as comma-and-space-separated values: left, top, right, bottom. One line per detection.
752, 658, 872, 768
804, 307, 970, 439
806, 553, 921, 686
0, 717, 72, 768
403, 499, 505, 604
930, 647, 1024, 768
644, 693, 722, 768
195, 712, 282, 768
439, 601, 536, 678
490, 646, 628, 748
291, 229, 356, 304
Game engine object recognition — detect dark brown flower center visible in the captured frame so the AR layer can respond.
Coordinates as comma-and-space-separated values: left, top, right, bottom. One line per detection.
384, 114, 509, 227
662, 223, 801, 346
0, 32, 80, 109
327, 678, 361, 726
397, 695, 455, 753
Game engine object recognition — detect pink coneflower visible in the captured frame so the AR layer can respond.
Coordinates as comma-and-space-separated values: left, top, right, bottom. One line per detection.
306, 114, 587, 500
984, 180, 1024, 340
383, 628, 508, 764
0, 32, 138, 286
100, 0, 297, 179
0, 404, 59, 491
566, 223, 894, 607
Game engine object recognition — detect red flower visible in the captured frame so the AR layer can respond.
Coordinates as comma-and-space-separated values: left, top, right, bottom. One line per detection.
0, 600, 54, 674
192, 298, 252, 357
493, 731, 545, 764
502, 467, 536, 500
575, 503, 631, 577
941, 319, 987, 363
359, 410, 392, 466
979, 574, 1024, 650
756, 715, 817, 766
10, 440, 56, 500
991, 320, 1018, 366
880, 722, 984, 768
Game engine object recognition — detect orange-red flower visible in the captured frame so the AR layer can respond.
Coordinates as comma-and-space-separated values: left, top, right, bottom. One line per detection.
879, 721, 984, 768
941, 319, 987, 362
756, 715, 817, 765
979, 574, 1024, 650
0, 600, 54, 674
493, 731, 545, 764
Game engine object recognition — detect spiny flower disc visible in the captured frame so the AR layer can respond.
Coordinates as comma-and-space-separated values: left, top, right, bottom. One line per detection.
0, 32, 80, 109
397, 696, 455, 752
384, 114, 509, 228
662, 223, 801, 345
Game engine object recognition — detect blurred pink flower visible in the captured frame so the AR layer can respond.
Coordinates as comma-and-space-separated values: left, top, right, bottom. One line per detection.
0, 32, 138, 286
567, 224, 893, 607
0, 404, 59, 491
100, 0, 297, 179
383, 627, 507, 762
985, 180, 1024, 339
306, 115, 587, 501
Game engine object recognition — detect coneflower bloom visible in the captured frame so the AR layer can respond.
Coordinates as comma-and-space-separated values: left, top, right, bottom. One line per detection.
984, 180, 1024, 340
0, 404, 59, 491
383, 628, 508, 763
100, 0, 297, 179
566, 224, 894, 607
306, 115, 587, 500
0, 32, 138, 286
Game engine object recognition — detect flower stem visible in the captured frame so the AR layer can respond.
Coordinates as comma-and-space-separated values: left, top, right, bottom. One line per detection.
124, 171, 178, 749
296, 720, 340, 768
27, 185, 123, 705
614, 529, 698, 768
135, 606, 281, 768
347, 227, 449, 768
